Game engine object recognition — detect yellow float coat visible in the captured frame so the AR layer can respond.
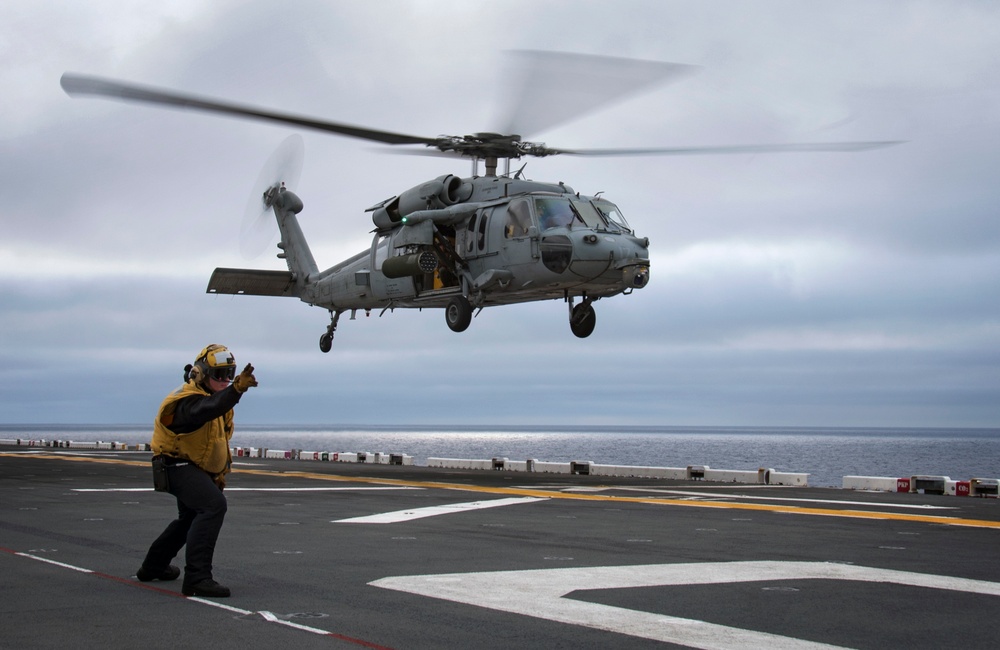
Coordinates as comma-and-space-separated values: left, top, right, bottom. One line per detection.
151, 382, 233, 476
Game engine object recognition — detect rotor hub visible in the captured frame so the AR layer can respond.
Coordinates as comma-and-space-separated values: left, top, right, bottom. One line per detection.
432, 133, 555, 160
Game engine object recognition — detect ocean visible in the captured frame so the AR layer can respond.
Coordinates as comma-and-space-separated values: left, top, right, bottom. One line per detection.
3, 424, 998, 488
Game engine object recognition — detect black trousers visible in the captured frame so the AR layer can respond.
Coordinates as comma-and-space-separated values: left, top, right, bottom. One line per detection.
142, 462, 227, 585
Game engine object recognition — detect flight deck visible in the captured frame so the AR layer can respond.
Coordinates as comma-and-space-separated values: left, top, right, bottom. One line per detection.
2, 444, 999, 649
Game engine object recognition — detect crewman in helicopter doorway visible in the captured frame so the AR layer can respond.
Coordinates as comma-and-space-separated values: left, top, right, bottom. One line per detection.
135, 344, 257, 598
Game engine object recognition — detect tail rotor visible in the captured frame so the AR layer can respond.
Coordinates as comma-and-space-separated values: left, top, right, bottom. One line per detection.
240, 134, 304, 259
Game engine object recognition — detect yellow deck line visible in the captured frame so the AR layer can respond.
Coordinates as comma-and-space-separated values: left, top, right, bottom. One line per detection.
266, 468, 1000, 529
7, 452, 1000, 529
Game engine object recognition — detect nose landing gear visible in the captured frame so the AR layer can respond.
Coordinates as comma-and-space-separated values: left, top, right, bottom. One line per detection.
445, 295, 473, 333
568, 296, 596, 338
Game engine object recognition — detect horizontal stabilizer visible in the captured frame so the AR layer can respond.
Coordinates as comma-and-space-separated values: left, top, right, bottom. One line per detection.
207, 268, 298, 297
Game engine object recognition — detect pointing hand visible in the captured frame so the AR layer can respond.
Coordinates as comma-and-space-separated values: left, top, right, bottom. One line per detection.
233, 363, 258, 393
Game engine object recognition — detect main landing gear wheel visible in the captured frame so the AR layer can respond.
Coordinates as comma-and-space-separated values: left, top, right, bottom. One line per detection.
445, 296, 473, 332
570, 302, 596, 338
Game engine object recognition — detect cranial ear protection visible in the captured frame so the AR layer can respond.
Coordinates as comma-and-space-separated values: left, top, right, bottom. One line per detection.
184, 363, 202, 383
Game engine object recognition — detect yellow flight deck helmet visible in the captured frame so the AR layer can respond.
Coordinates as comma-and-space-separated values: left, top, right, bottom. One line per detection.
187, 344, 237, 384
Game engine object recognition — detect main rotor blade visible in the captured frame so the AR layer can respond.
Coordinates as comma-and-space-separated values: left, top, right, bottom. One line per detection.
496, 51, 699, 139
372, 147, 466, 159
60, 72, 437, 147
545, 141, 905, 156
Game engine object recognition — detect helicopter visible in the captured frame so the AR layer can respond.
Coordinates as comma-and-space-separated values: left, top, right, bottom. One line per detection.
61, 52, 899, 352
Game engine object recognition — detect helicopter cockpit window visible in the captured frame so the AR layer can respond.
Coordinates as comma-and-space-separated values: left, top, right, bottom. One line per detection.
477, 209, 489, 251
466, 215, 476, 253
593, 200, 632, 234
535, 197, 577, 231
505, 199, 532, 238
374, 234, 390, 269
570, 199, 606, 230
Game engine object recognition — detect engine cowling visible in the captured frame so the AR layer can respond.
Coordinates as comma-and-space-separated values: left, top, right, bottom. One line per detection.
372, 174, 471, 230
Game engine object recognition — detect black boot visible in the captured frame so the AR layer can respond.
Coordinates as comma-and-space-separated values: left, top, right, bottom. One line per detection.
136, 565, 180, 582
182, 578, 231, 598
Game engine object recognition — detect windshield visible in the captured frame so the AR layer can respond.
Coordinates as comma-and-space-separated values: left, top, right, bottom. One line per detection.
534, 197, 578, 230
571, 199, 606, 230
593, 200, 631, 234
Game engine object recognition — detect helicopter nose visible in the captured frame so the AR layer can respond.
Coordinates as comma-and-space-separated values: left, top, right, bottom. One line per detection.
615, 235, 650, 288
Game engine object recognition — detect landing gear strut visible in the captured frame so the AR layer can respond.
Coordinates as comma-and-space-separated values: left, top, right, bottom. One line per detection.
319, 310, 341, 353
568, 296, 596, 338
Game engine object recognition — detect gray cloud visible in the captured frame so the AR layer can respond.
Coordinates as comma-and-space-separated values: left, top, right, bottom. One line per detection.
1, 0, 998, 427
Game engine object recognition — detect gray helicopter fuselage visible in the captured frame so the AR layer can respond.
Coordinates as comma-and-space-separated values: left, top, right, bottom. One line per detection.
306, 176, 647, 307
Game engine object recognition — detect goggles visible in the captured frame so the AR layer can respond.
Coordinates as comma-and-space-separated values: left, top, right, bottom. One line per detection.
206, 365, 236, 382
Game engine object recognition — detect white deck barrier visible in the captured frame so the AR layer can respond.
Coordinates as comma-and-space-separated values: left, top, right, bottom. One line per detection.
427, 457, 495, 471
7, 437, 988, 494
703, 468, 758, 483
767, 471, 810, 486
911, 475, 949, 495
971, 478, 999, 497
229, 447, 413, 465
533, 461, 574, 474
429, 456, 809, 485
0, 437, 806, 485
590, 465, 688, 479
843, 476, 905, 492
844, 474, 1000, 497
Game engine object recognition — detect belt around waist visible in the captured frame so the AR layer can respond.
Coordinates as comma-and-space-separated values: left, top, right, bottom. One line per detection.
153, 455, 190, 467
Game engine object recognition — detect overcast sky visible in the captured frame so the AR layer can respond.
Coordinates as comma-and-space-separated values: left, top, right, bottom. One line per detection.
2, 1, 998, 428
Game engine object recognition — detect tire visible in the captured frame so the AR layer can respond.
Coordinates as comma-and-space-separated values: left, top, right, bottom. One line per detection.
569, 303, 596, 338
445, 296, 473, 333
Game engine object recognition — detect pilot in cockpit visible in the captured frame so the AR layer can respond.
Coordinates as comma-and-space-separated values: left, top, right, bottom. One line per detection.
536, 197, 574, 230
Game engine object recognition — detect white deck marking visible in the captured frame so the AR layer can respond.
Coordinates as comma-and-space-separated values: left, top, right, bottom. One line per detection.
15, 552, 94, 573
371, 561, 1000, 650
256, 610, 337, 635
334, 496, 547, 524
629, 488, 956, 510
4, 550, 383, 644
